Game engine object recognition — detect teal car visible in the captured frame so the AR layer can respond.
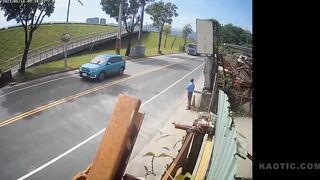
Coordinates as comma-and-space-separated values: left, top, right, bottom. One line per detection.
79, 54, 126, 81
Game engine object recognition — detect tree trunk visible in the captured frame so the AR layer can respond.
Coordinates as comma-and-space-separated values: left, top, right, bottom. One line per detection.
19, 29, 33, 74
157, 26, 163, 54
125, 34, 132, 56
164, 34, 168, 48
138, 2, 145, 44
183, 37, 187, 47
171, 35, 177, 50
19, 42, 31, 74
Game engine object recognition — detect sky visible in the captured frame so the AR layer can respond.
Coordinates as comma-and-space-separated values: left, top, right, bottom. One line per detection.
0, 0, 252, 32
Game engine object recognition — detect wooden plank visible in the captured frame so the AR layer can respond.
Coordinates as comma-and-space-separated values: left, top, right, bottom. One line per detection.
195, 135, 214, 180
87, 95, 142, 180
161, 132, 194, 180
115, 112, 145, 179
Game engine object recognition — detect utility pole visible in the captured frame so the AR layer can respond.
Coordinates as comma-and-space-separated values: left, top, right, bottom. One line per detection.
116, 0, 123, 55
138, 0, 145, 44
64, 0, 71, 68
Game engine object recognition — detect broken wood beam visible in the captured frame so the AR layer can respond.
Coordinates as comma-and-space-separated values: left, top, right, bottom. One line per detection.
78, 95, 144, 180
173, 122, 215, 135
161, 132, 194, 180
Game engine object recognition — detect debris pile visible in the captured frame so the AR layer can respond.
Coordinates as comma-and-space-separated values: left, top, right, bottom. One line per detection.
217, 53, 253, 115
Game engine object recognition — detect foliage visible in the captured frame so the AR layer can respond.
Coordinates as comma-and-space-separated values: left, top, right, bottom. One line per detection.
200, 18, 252, 51
101, 0, 140, 55
145, 1, 178, 53
0, 1, 55, 73
221, 75, 243, 115
163, 24, 172, 35
145, 1, 178, 31
182, 23, 193, 47
143, 152, 174, 178
163, 23, 171, 48
221, 23, 252, 48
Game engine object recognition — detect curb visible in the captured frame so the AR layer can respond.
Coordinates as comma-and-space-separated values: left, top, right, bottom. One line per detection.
14, 68, 78, 84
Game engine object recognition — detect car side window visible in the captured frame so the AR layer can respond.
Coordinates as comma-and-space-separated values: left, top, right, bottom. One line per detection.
108, 58, 115, 64
107, 57, 123, 64
114, 57, 122, 63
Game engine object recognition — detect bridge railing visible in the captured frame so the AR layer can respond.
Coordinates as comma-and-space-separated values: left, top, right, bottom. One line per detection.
1, 28, 139, 75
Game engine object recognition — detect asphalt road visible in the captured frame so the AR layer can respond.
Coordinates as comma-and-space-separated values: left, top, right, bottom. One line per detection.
0, 53, 204, 180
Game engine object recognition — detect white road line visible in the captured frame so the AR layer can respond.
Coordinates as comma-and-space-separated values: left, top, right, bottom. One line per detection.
1, 56, 177, 98
16, 62, 204, 180
0, 76, 72, 98
142, 62, 205, 105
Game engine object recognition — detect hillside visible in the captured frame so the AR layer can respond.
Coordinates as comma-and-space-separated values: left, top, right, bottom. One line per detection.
17, 31, 191, 80
0, 23, 117, 66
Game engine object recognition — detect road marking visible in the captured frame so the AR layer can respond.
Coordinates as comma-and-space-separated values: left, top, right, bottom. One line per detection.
16, 61, 204, 180
0, 55, 179, 98
142, 63, 205, 105
0, 60, 186, 128
0, 76, 73, 98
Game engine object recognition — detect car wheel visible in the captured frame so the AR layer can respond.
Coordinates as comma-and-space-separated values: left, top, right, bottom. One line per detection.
98, 72, 105, 81
119, 67, 124, 76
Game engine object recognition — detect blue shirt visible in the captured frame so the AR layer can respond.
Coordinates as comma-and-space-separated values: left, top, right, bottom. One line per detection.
186, 82, 195, 93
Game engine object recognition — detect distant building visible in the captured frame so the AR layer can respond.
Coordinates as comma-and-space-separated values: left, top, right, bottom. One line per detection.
86, 18, 94, 24
93, 17, 99, 24
100, 18, 106, 25
86, 17, 100, 24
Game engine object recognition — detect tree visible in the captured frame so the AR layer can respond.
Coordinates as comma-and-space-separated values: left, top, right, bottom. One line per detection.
163, 24, 171, 48
101, 0, 140, 56
145, 1, 178, 53
210, 18, 222, 53
0, 1, 55, 74
182, 23, 192, 47
138, 0, 154, 44
221, 24, 252, 47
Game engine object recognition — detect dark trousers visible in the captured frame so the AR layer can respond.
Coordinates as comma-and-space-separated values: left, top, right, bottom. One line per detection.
187, 92, 193, 108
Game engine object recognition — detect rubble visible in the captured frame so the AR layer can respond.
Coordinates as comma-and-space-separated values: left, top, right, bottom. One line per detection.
217, 53, 253, 113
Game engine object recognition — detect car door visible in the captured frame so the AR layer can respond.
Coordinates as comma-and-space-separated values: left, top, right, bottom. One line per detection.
106, 57, 117, 74
113, 57, 122, 71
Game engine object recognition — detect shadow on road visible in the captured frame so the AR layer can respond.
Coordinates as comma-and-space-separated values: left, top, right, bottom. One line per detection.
169, 55, 204, 62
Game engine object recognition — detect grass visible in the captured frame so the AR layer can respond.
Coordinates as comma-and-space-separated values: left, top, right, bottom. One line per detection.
15, 32, 192, 82
0, 23, 116, 69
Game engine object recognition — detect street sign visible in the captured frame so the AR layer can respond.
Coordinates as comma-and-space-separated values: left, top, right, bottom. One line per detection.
61, 33, 71, 43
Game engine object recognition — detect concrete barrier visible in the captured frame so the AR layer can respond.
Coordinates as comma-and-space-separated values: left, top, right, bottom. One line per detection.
0, 70, 13, 88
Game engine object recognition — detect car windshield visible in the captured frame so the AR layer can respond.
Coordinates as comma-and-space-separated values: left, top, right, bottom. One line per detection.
188, 44, 196, 48
90, 56, 108, 65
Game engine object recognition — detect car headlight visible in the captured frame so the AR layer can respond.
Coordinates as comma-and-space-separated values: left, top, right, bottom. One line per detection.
90, 68, 98, 72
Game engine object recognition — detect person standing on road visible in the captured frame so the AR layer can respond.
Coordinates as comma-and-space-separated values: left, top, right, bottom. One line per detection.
186, 78, 195, 110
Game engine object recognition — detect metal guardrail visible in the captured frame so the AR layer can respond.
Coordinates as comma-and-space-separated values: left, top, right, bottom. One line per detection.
223, 43, 252, 56
1, 27, 139, 75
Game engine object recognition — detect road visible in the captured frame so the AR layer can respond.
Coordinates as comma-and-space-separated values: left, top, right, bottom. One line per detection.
0, 53, 204, 180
